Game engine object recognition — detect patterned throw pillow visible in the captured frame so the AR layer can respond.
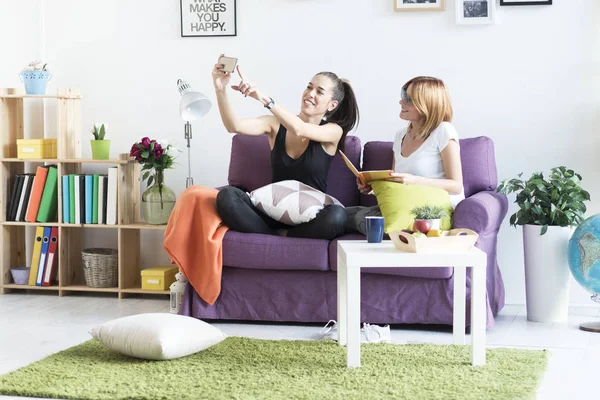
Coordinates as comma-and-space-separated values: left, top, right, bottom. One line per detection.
248, 180, 343, 225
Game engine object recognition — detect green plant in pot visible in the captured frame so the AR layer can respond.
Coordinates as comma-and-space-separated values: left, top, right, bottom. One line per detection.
90, 123, 111, 160
410, 205, 448, 234
130, 137, 178, 225
497, 166, 590, 323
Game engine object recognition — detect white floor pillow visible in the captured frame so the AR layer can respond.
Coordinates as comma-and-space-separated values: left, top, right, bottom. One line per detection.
89, 313, 226, 360
248, 180, 343, 225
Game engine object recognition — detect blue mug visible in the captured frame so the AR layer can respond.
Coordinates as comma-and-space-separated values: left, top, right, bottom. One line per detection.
365, 216, 385, 243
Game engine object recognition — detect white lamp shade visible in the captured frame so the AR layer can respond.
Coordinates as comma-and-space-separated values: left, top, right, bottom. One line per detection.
177, 79, 212, 121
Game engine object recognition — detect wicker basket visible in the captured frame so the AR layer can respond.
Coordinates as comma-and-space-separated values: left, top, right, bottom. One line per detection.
82, 248, 118, 288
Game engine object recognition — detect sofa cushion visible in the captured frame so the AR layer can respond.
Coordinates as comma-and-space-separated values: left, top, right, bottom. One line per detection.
359, 136, 499, 206
328, 234, 453, 279
360, 141, 393, 207
459, 136, 498, 197
249, 180, 343, 225
223, 230, 330, 271
227, 134, 361, 206
370, 180, 453, 233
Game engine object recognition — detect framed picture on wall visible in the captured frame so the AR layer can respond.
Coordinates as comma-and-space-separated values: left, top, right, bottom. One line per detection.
456, 0, 496, 25
180, 0, 237, 37
500, 0, 552, 5
394, 0, 445, 12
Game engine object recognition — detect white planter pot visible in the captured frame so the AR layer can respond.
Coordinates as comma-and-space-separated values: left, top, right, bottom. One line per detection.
523, 224, 573, 322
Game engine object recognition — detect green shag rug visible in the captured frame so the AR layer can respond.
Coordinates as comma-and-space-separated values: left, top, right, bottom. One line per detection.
0, 337, 548, 400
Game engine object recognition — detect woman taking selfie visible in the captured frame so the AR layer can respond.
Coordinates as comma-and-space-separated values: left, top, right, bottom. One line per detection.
213, 55, 360, 240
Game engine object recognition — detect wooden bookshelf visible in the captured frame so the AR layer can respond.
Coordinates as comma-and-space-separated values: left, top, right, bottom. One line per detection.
0, 88, 169, 298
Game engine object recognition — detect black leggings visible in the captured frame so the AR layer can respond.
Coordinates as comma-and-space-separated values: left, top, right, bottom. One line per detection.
216, 186, 347, 240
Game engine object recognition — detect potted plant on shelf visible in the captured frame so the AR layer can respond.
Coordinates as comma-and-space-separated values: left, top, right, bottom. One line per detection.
130, 137, 178, 225
411, 205, 448, 234
497, 166, 591, 323
90, 123, 111, 160
19, 60, 52, 95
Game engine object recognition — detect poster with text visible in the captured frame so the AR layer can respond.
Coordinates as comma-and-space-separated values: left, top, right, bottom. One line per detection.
180, 0, 236, 37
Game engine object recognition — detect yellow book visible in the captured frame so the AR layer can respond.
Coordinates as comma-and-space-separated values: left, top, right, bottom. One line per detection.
28, 226, 45, 286
339, 150, 393, 185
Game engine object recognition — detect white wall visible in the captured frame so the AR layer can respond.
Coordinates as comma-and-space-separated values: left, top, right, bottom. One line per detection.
2, 0, 599, 306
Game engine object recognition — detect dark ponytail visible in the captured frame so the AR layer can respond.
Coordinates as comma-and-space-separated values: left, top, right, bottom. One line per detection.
317, 72, 360, 152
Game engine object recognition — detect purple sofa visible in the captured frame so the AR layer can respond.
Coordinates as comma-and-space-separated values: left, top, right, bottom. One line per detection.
180, 134, 507, 328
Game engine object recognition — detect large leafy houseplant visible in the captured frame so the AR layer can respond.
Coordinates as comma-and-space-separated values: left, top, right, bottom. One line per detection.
497, 166, 590, 235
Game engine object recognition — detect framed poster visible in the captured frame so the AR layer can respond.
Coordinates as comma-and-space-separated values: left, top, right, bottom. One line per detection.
180, 0, 236, 37
394, 0, 445, 12
500, 0, 552, 5
456, 0, 496, 25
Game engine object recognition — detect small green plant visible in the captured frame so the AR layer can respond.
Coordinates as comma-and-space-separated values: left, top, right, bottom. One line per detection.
411, 205, 448, 220
92, 123, 106, 140
497, 166, 590, 235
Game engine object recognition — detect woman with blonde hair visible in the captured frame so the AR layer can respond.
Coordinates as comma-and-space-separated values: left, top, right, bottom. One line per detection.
346, 76, 464, 235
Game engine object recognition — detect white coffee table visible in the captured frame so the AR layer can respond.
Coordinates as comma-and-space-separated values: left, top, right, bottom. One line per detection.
336, 240, 487, 368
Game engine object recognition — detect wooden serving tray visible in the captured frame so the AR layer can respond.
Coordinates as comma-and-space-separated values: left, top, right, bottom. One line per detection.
389, 229, 479, 253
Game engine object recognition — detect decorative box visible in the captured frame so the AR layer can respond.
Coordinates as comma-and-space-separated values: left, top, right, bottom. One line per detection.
141, 265, 179, 291
17, 138, 57, 159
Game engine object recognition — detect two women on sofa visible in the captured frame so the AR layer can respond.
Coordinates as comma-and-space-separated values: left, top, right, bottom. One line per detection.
212, 56, 464, 240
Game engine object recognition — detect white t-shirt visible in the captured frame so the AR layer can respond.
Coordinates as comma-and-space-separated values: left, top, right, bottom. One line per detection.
392, 121, 465, 208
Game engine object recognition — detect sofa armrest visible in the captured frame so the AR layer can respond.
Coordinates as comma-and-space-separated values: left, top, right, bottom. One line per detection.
453, 190, 508, 235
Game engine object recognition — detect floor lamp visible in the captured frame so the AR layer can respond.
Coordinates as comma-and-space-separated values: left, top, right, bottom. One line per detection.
177, 79, 212, 188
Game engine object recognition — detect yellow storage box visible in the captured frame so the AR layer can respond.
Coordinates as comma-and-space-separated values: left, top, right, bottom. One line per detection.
17, 139, 57, 159
141, 265, 178, 291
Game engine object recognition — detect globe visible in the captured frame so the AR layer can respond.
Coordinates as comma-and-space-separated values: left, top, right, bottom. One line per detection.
568, 214, 600, 297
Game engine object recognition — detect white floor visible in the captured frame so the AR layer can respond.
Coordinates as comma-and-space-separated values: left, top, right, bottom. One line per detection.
0, 293, 598, 400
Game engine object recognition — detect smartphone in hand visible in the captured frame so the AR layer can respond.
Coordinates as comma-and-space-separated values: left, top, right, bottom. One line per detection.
218, 56, 238, 73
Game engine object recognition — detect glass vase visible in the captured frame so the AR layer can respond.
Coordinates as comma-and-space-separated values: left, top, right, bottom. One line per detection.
142, 170, 176, 225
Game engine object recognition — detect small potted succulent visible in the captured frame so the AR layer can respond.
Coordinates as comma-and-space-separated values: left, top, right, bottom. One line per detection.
90, 123, 111, 160
411, 205, 448, 234
19, 60, 52, 95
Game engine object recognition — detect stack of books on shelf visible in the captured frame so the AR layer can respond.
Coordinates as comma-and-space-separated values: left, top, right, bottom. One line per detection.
7, 165, 59, 223
28, 226, 58, 286
61, 167, 118, 225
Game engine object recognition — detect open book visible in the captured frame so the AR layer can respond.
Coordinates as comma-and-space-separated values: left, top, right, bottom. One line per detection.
339, 150, 393, 185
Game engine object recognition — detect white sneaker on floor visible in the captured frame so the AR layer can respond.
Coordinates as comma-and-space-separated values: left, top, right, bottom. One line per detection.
320, 320, 391, 343
362, 323, 391, 343
319, 319, 338, 341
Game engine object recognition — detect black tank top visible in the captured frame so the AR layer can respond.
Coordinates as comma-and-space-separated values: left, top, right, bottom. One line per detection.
270, 123, 334, 193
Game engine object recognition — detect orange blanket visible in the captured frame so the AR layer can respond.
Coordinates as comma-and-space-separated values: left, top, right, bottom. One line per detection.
163, 186, 229, 305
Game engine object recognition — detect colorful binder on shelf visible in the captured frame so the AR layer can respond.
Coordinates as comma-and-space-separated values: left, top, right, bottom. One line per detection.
69, 174, 76, 223
26, 166, 49, 222
98, 174, 105, 225
73, 175, 81, 224
106, 167, 118, 225
85, 175, 93, 224
42, 227, 58, 286
35, 226, 52, 286
18, 173, 35, 222
92, 174, 99, 224
36, 166, 58, 222
62, 175, 70, 223
8, 174, 24, 221
78, 175, 85, 224
28, 226, 45, 286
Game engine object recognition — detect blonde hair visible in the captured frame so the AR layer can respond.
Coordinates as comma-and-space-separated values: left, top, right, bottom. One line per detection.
403, 76, 453, 140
